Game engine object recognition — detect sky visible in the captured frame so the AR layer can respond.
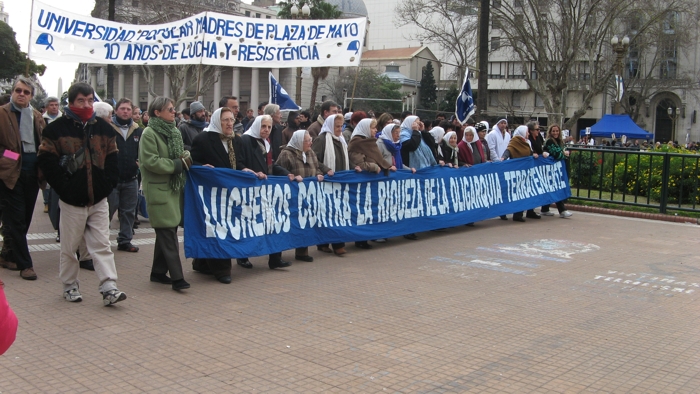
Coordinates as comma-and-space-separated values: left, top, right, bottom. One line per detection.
5, 0, 253, 98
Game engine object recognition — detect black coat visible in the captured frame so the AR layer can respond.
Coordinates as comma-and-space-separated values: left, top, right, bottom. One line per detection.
270, 123, 284, 161
237, 134, 290, 176
190, 131, 241, 169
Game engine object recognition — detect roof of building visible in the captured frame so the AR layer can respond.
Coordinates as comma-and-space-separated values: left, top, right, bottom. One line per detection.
380, 63, 420, 86
361, 47, 432, 60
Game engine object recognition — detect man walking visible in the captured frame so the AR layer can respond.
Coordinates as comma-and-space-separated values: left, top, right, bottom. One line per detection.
38, 82, 126, 305
108, 98, 142, 253
306, 100, 340, 139
0, 77, 45, 280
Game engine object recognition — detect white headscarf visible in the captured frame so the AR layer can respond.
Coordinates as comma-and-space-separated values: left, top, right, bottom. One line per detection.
462, 126, 477, 152
429, 127, 445, 145
513, 125, 529, 140
480, 121, 490, 131
401, 115, 418, 131
318, 114, 348, 171
287, 129, 308, 163
443, 131, 458, 147
204, 108, 223, 134
350, 118, 374, 139
378, 124, 399, 143
243, 115, 271, 152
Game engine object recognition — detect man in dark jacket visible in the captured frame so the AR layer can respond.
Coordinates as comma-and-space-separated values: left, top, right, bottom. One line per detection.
0, 77, 45, 280
178, 101, 207, 150
526, 120, 545, 220
306, 100, 339, 139
37, 83, 126, 306
108, 98, 142, 253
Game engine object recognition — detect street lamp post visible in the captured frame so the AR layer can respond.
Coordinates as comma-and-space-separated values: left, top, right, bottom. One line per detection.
290, 2, 311, 106
667, 106, 679, 143
610, 35, 630, 115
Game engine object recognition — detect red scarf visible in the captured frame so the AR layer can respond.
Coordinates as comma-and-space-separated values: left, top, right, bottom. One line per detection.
457, 140, 485, 165
69, 106, 95, 122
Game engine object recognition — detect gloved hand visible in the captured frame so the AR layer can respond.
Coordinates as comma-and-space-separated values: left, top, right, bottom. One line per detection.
180, 151, 192, 170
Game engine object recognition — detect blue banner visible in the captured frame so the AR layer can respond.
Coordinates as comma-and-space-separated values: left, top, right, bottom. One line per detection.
184, 157, 571, 259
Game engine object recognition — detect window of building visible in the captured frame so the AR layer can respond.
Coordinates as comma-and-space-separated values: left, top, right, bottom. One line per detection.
489, 62, 505, 79
256, 13, 261, 18
507, 62, 525, 79
530, 63, 538, 80
491, 37, 500, 51
245, 10, 250, 17
131, 0, 139, 7
660, 60, 677, 79
492, 17, 501, 30
626, 60, 639, 78
266, 15, 271, 19
663, 11, 677, 33
132, 16, 139, 24
512, 91, 522, 107
514, 14, 524, 26
489, 91, 500, 107
578, 62, 590, 80
492, 0, 501, 9
514, 0, 523, 7
535, 93, 544, 107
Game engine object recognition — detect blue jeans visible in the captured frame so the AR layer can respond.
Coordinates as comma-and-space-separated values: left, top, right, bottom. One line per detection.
107, 179, 138, 246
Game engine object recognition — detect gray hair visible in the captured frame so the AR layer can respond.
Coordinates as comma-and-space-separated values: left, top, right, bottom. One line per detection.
45, 96, 59, 105
526, 120, 539, 131
148, 96, 174, 118
93, 102, 113, 119
260, 114, 273, 124
263, 104, 280, 116
13, 77, 35, 95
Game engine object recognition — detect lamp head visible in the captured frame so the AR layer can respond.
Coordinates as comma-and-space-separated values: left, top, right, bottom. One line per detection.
611, 35, 619, 45
302, 4, 311, 15
667, 107, 673, 116
621, 36, 630, 46
291, 4, 299, 15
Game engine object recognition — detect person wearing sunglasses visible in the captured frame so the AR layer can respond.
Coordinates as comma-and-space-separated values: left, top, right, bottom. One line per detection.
0, 77, 45, 280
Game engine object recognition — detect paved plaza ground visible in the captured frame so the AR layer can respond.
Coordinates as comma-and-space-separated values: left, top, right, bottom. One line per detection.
1, 201, 699, 393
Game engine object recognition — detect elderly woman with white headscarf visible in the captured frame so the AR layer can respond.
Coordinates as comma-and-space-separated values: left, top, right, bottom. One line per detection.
458, 126, 487, 167
348, 118, 397, 249
440, 131, 460, 168
502, 125, 539, 222
399, 115, 439, 171
276, 129, 334, 261
236, 115, 295, 269
311, 114, 358, 256
189, 107, 246, 284
428, 126, 445, 163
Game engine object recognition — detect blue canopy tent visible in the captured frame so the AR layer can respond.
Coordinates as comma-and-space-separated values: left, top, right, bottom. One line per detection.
584, 114, 654, 140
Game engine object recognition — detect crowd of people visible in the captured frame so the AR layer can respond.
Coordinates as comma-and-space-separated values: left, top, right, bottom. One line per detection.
0, 77, 574, 305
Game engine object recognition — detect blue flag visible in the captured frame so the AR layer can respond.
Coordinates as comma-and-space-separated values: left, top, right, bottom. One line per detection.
269, 72, 301, 111
455, 67, 475, 125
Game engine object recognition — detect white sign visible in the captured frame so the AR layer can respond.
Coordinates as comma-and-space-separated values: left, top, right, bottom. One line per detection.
29, 1, 366, 68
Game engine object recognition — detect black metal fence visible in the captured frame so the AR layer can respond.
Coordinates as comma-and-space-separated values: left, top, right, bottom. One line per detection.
567, 147, 700, 213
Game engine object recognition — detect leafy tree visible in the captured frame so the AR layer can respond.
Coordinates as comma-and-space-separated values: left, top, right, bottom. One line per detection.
324, 68, 403, 113
277, 0, 343, 109
438, 84, 460, 113
0, 22, 46, 82
419, 61, 437, 109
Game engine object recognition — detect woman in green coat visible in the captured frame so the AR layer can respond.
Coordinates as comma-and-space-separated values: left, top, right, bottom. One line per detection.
139, 97, 193, 290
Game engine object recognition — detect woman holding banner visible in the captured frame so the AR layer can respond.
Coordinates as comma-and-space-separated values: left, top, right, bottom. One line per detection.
439, 131, 460, 168
139, 97, 192, 290
312, 114, 359, 256
276, 130, 334, 261
458, 126, 486, 167
501, 125, 539, 222
541, 124, 573, 218
189, 107, 243, 284
348, 118, 396, 250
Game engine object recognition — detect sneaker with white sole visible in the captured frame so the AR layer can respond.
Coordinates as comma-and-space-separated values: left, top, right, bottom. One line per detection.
64, 288, 83, 302
102, 289, 127, 306
560, 211, 573, 218
541, 211, 555, 216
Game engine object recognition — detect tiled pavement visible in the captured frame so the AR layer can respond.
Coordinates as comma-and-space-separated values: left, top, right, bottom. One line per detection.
1, 201, 699, 393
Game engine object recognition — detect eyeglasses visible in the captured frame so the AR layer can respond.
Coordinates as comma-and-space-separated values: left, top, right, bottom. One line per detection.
164, 107, 175, 113
14, 88, 32, 96
231, 106, 239, 110
221, 117, 235, 123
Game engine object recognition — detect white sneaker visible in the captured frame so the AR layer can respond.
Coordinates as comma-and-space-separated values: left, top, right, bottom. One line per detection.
102, 289, 127, 306
560, 211, 573, 218
541, 211, 555, 216
64, 288, 83, 302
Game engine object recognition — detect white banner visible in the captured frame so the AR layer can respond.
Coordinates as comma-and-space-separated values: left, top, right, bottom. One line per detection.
29, 1, 366, 68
